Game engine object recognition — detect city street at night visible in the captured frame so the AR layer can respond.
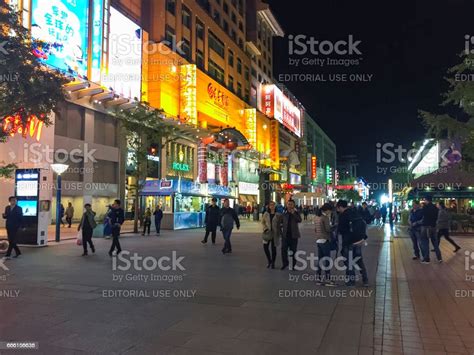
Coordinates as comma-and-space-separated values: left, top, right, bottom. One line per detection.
1, 221, 474, 354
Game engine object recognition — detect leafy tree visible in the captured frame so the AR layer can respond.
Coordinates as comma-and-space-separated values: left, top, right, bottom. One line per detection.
114, 102, 181, 233
0, 0, 67, 176
419, 53, 474, 167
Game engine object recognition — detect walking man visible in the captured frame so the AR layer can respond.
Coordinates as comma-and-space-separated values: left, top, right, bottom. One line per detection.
2, 196, 23, 259
65, 202, 74, 228
281, 199, 302, 270
337, 200, 369, 287
202, 198, 220, 244
220, 199, 240, 254
437, 201, 461, 253
153, 205, 163, 236
108, 199, 125, 257
78, 204, 96, 256
420, 195, 442, 263
409, 201, 423, 260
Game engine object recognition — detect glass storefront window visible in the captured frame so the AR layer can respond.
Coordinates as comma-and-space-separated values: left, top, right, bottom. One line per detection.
144, 196, 172, 213
174, 196, 205, 213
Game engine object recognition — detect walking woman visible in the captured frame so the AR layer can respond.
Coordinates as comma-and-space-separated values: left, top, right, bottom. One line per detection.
142, 207, 152, 236
78, 204, 96, 256
314, 203, 335, 286
261, 201, 282, 269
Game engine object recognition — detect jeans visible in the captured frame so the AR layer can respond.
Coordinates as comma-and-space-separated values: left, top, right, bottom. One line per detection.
66, 216, 72, 227
82, 227, 95, 254
342, 244, 368, 284
5, 227, 21, 257
317, 241, 332, 281
204, 227, 217, 243
263, 239, 277, 265
437, 229, 460, 249
109, 225, 122, 254
409, 228, 421, 258
282, 237, 298, 268
420, 226, 442, 261
222, 228, 233, 252
155, 219, 162, 234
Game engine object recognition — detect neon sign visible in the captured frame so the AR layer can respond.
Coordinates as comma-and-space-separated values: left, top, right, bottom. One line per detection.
208, 83, 229, 108
311, 156, 317, 179
180, 65, 197, 125
172, 162, 190, 172
326, 165, 333, 184
2, 114, 44, 141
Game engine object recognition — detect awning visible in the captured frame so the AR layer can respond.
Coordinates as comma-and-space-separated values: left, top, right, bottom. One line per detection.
214, 128, 250, 148
239, 194, 257, 203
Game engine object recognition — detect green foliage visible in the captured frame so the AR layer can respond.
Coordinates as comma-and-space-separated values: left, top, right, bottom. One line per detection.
0, 163, 16, 178
419, 53, 474, 165
0, 0, 67, 136
336, 189, 361, 203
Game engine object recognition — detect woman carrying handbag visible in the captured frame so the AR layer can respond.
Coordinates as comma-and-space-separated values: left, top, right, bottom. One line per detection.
261, 201, 282, 269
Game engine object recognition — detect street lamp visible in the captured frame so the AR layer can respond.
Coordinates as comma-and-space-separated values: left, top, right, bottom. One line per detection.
51, 163, 69, 243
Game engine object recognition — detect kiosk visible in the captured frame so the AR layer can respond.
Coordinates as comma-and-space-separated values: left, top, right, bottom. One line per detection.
15, 168, 52, 246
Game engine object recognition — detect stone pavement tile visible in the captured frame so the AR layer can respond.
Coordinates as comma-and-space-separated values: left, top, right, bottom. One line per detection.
137, 331, 195, 348
359, 324, 373, 347
179, 335, 274, 355
423, 342, 447, 352
382, 339, 403, 348
168, 319, 244, 338
357, 346, 374, 355
402, 341, 424, 349
444, 344, 469, 353
316, 343, 359, 355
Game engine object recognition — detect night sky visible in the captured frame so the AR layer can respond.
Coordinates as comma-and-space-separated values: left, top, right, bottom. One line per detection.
270, 0, 474, 183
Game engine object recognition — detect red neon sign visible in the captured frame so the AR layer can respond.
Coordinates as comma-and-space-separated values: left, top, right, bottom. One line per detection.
2, 114, 44, 141
311, 156, 317, 179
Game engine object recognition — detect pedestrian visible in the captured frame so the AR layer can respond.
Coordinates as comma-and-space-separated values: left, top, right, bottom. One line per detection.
78, 203, 96, 256
437, 201, 461, 253
142, 207, 152, 236
153, 205, 163, 236
246, 204, 252, 219
314, 203, 335, 286
202, 198, 220, 244
220, 199, 240, 254
336, 199, 368, 287
60, 203, 66, 226
420, 195, 442, 264
408, 200, 423, 260
2, 196, 22, 259
281, 199, 302, 270
360, 202, 372, 224
381, 204, 387, 224
303, 206, 309, 221
108, 199, 125, 257
261, 201, 282, 269
103, 205, 112, 239
65, 202, 74, 228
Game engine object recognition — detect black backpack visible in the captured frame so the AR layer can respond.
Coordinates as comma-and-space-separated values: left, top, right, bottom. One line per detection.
349, 216, 367, 244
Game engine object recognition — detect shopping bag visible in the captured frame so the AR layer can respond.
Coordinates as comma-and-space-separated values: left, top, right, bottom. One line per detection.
76, 231, 83, 246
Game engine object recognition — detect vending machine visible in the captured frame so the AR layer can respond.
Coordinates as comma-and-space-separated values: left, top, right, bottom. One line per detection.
15, 168, 52, 246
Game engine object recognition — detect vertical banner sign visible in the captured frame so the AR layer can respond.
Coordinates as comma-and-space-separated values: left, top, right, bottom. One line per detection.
311, 156, 317, 179
90, 0, 104, 82
244, 109, 257, 149
197, 143, 207, 183
31, 0, 90, 77
326, 165, 333, 184
180, 65, 197, 125
269, 120, 278, 166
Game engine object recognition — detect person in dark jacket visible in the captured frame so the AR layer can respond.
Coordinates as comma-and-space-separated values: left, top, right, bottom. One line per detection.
220, 199, 240, 254
408, 201, 423, 260
153, 205, 163, 236
202, 198, 220, 244
78, 204, 97, 256
281, 199, 302, 270
360, 202, 372, 224
436, 201, 460, 252
2, 196, 23, 259
420, 196, 442, 263
337, 200, 368, 287
108, 199, 125, 257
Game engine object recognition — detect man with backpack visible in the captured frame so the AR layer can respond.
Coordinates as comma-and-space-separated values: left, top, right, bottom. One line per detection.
336, 200, 369, 287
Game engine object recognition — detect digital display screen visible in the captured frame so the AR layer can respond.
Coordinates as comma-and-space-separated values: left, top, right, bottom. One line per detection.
16, 180, 39, 197
17, 200, 38, 217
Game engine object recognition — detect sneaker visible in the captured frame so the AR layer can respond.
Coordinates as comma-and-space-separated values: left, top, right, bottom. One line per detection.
201, 240, 207, 244
438, 259, 443, 263
421, 260, 430, 264
315, 281, 324, 286
412, 256, 419, 260
81, 253, 88, 256
325, 281, 336, 287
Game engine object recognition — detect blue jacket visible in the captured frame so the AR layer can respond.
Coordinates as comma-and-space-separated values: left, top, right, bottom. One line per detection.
3, 205, 23, 230
409, 208, 423, 230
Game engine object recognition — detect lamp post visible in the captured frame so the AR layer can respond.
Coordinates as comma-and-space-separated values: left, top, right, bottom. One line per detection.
51, 164, 69, 243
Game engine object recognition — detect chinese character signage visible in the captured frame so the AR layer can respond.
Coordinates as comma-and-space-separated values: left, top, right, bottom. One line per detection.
311, 156, 317, 179
31, 0, 90, 77
180, 65, 197, 125
261, 85, 301, 137
326, 165, 333, 184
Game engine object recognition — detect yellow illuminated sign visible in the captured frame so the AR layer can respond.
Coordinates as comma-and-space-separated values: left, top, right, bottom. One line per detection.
180, 64, 197, 125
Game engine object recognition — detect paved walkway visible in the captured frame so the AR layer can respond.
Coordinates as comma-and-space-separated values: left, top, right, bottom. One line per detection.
0, 220, 472, 354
